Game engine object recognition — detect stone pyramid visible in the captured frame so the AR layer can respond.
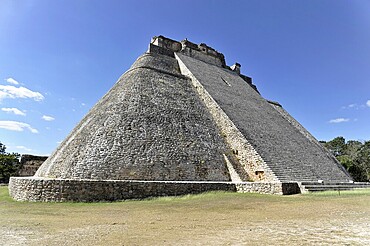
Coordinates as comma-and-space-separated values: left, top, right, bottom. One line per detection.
9, 36, 352, 202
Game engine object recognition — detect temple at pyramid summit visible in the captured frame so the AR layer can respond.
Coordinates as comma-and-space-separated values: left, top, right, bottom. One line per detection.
10, 35, 364, 202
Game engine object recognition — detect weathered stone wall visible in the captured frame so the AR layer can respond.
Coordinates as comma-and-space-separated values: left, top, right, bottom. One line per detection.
151, 35, 182, 52
235, 182, 300, 195
35, 50, 231, 182
9, 177, 300, 202
180, 45, 224, 67
9, 177, 235, 202
151, 36, 226, 67
18, 155, 48, 177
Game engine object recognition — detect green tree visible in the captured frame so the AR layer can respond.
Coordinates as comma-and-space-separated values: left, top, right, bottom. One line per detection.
337, 140, 362, 171
324, 136, 346, 157
323, 137, 370, 182
0, 142, 20, 183
0, 142, 6, 154
344, 140, 362, 158
353, 141, 370, 181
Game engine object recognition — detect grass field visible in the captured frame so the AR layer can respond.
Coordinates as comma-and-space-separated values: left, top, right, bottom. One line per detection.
1, 186, 370, 245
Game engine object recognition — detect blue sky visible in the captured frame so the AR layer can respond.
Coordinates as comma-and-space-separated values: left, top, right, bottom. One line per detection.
1, 0, 370, 155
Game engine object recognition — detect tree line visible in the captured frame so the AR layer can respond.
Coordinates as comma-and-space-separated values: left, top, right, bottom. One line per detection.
320, 137, 370, 182
0, 142, 20, 183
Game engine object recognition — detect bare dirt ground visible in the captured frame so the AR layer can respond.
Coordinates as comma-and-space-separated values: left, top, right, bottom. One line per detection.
1, 187, 370, 246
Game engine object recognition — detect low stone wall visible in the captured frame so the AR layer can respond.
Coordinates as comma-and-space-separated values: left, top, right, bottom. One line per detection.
235, 182, 301, 195
9, 177, 301, 202
9, 177, 236, 202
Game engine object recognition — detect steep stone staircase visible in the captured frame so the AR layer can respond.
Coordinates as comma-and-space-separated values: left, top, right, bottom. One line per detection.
176, 53, 352, 184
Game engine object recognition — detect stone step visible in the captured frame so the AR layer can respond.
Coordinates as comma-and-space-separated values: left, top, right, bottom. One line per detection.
269, 169, 351, 183
300, 182, 370, 193
304, 187, 353, 192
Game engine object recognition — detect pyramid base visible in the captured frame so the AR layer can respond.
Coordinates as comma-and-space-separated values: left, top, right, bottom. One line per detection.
8, 177, 300, 202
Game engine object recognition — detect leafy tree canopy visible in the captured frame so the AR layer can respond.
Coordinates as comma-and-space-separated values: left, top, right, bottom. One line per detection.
0, 142, 20, 183
323, 137, 370, 182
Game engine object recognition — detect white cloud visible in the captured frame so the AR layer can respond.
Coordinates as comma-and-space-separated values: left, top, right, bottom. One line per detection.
0, 85, 44, 101
346, 103, 358, 109
42, 115, 55, 121
342, 103, 361, 110
16, 145, 32, 152
5, 78, 20, 85
0, 91, 7, 98
343, 101, 370, 110
0, 120, 38, 133
329, 118, 350, 124
1, 107, 26, 116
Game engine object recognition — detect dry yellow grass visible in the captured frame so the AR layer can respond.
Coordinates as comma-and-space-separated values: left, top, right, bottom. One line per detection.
1, 186, 370, 245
